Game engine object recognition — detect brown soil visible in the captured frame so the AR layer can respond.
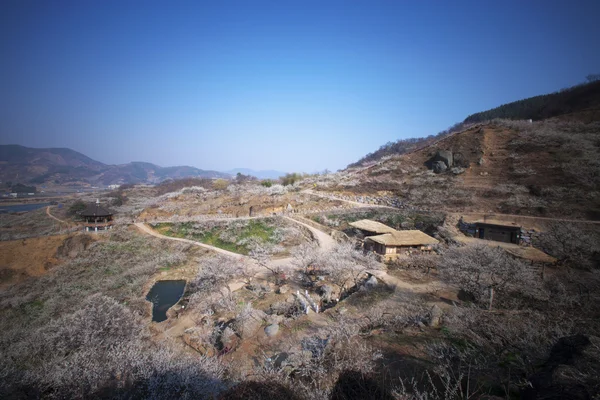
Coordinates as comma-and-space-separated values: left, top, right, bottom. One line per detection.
0, 234, 73, 287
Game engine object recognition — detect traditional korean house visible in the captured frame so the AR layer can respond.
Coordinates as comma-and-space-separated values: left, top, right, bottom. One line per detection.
349, 219, 398, 237
459, 217, 521, 244
364, 230, 439, 259
80, 199, 114, 232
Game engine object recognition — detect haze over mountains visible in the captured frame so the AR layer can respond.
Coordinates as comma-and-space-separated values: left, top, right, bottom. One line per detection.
0, 145, 229, 186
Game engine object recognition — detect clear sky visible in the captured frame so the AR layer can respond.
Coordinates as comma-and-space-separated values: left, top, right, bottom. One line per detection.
1, 0, 599, 172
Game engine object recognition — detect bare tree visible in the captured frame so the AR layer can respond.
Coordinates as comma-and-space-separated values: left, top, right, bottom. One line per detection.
537, 222, 599, 270
317, 243, 383, 297
439, 244, 541, 310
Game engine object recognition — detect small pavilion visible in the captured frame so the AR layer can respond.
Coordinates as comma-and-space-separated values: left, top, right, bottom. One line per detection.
80, 199, 114, 232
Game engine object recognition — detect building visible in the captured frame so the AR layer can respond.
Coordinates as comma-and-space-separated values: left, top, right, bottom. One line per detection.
80, 199, 114, 232
459, 217, 521, 244
365, 230, 439, 259
349, 219, 398, 237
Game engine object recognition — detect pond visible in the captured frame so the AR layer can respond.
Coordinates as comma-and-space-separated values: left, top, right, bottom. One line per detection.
146, 280, 186, 322
0, 202, 52, 214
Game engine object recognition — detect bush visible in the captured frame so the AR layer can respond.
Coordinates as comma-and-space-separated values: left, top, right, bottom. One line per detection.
261, 180, 273, 187
281, 173, 301, 186
213, 179, 230, 190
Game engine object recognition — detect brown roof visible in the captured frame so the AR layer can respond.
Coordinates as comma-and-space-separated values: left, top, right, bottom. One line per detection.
80, 202, 113, 217
366, 230, 438, 246
349, 219, 398, 234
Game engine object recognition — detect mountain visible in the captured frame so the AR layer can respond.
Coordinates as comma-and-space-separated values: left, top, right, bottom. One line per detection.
226, 168, 287, 180
333, 81, 600, 219
0, 145, 229, 187
348, 80, 600, 169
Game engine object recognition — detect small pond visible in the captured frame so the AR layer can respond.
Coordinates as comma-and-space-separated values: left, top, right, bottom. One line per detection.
0, 202, 51, 214
146, 280, 186, 322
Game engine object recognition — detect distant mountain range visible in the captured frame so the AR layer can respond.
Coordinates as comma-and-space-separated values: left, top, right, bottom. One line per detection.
0, 145, 230, 187
226, 168, 287, 180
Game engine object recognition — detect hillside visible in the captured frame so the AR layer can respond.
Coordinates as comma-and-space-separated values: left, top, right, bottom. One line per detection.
313, 119, 600, 219
349, 80, 600, 169
464, 80, 600, 124
0, 145, 229, 187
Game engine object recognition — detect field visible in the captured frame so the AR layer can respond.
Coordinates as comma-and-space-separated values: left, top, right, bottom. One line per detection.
151, 217, 310, 255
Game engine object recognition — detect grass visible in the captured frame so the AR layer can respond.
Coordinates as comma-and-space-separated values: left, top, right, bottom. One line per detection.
153, 219, 278, 255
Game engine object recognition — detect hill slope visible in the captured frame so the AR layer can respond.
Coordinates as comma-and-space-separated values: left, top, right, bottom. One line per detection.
0, 145, 229, 187
464, 80, 600, 123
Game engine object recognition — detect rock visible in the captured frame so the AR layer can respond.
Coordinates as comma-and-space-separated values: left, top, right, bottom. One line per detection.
319, 284, 334, 302
432, 161, 447, 174
277, 284, 289, 294
264, 324, 280, 337
365, 276, 379, 289
266, 314, 283, 325
434, 150, 453, 168
183, 326, 216, 356
400, 221, 413, 229
428, 305, 443, 327
232, 308, 267, 339
477, 157, 485, 166
450, 167, 465, 175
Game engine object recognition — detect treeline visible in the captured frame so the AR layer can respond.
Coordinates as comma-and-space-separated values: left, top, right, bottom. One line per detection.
464, 79, 600, 124
347, 121, 466, 168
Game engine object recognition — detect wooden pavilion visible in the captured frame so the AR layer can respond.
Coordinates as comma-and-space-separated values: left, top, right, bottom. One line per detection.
80, 199, 114, 232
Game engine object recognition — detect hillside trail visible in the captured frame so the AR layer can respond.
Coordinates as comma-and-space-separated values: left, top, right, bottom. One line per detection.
46, 206, 70, 225
461, 127, 512, 189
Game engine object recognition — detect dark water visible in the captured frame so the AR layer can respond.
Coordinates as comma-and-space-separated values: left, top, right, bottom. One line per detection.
0, 203, 52, 214
146, 280, 186, 322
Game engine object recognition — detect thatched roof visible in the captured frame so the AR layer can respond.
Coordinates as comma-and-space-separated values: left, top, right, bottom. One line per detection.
366, 230, 438, 246
349, 219, 397, 234
80, 201, 113, 217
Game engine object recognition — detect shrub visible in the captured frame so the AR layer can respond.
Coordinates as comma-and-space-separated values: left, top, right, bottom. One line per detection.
212, 179, 230, 190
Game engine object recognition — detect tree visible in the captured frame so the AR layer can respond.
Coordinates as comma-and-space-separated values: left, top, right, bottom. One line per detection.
317, 243, 383, 297
212, 178, 229, 190
68, 200, 86, 216
586, 74, 600, 83
537, 222, 600, 270
439, 244, 540, 310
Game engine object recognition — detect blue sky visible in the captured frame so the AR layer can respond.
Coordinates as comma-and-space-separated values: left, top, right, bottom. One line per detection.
1, 0, 599, 172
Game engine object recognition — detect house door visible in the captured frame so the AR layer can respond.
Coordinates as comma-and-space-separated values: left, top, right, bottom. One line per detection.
479, 228, 485, 239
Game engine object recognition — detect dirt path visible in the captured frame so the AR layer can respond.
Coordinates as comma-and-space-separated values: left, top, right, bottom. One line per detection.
46, 206, 69, 225
283, 215, 336, 251
134, 222, 245, 260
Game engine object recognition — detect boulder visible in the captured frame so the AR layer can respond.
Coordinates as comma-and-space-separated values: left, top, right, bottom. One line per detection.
434, 150, 453, 168
319, 284, 334, 302
183, 326, 216, 356
432, 161, 447, 174
277, 284, 289, 294
450, 167, 465, 175
264, 324, 280, 337
365, 276, 379, 289
428, 305, 443, 327
232, 308, 267, 339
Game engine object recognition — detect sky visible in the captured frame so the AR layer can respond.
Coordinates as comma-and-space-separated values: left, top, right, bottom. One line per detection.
1, 0, 600, 173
